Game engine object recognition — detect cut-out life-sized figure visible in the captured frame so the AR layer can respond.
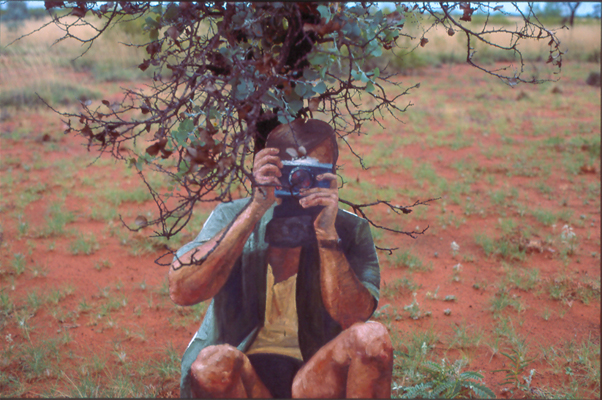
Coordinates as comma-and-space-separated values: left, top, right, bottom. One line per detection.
169, 119, 393, 398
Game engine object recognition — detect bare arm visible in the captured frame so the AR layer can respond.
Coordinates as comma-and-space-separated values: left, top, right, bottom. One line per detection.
299, 174, 376, 329
169, 148, 282, 306
316, 243, 376, 329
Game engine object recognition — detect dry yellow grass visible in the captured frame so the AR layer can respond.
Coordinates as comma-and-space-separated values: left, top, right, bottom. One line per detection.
0, 15, 599, 103
1, 17, 149, 107
389, 15, 600, 63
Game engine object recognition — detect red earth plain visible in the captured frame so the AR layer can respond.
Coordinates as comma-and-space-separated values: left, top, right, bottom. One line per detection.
0, 19, 600, 400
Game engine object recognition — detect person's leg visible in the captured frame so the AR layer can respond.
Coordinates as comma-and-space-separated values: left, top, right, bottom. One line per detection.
190, 344, 272, 398
291, 321, 393, 398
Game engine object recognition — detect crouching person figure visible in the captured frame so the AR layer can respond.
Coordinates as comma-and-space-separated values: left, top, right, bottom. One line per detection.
169, 119, 393, 398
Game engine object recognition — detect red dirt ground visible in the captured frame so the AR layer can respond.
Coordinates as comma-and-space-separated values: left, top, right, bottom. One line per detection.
0, 63, 599, 398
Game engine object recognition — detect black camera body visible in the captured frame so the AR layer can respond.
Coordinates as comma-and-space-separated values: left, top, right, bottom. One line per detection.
267, 158, 334, 247
275, 158, 333, 198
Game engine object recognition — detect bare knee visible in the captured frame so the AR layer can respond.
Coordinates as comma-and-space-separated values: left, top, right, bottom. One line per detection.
349, 321, 393, 365
191, 344, 244, 393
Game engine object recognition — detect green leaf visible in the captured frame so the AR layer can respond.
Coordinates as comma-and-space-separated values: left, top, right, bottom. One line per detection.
277, 114, 292, 124
373, 67, 380, 78
319, 65, 328, 79
312, 81, 327, 95
365, 81, 375, 93
351, 69, 369, 83
261, 91, 282, 108
173, 119, 193, 146
370, 45, 382, 57
303, 68, 320, 81
288, 99, 303, 114
373, 9, 383, 23
308, 52, 328, 66
349, 6, 365, 16
317, 5, 331, 22
145, 16, 159, 30
294, 83, 308, 97
235, 80, 253, 100
251, 22, 262, 37
163, 4, 178, 21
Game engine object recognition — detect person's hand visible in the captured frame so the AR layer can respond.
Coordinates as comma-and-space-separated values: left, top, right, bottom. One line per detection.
299, 173, 339, 241
251, 148, 282, 210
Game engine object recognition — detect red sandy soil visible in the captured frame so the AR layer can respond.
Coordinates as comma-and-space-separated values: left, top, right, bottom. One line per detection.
0, 63, 599, 398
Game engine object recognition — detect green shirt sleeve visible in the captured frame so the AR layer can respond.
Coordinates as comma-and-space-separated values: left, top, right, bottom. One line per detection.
173, 201, 240, 262
338, 210, 380, 306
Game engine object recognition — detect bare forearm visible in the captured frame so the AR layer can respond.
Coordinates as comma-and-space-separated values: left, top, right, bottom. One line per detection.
169, 201, 270, 305
319, 245, 376, 329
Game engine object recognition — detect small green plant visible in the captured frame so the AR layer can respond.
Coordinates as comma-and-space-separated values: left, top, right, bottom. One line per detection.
397, 359, 495, 399
0, 290, 14, 315
26, 289, 44, 313
382, 278, 422, 299
94, 259, 112, 271
448, 323, 483, 350
104, 186, 152, 206
425, 286, 440, 300
78, 298, 91, 313
490, 189, 508, 206
69, 233, 100, 255
390, 326, 439, 388
99, 294, 128, 317
489, 288, 524, 318
156, 279, 172, 299
475, 233, 495, 256
503, 264, 540, 291
372, 304, 402, 326
11, 253, 26, 275
451, 263, 461, 282
403, 293, 431, 320
475, 232, 525, 261
472, 281, 487, 290
16, 215, 29, 238
560, 224, 578, 256
48, 285, 74, 305
531, 209, 557, 226
450, 241, 460, 257
41, 202, 76, 237
436, 213, 466, 230
151, 342, 181, 381
494, 348, 537, 394
30, 262, 49, 278
392, 250, 433, 271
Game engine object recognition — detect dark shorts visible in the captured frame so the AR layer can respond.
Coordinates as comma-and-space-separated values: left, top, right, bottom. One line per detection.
247, 353, 304, 399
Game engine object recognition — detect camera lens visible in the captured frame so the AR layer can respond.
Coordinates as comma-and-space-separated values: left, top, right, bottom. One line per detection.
289, 168, 312, 190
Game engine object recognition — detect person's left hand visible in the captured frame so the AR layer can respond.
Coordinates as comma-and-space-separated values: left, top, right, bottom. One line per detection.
299, 173, 339, 241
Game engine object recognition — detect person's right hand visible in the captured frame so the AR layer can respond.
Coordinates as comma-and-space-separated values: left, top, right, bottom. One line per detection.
251, 147, 282, 209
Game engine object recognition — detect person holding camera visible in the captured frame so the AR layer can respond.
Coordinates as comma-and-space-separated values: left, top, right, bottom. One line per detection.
169, 119, 392, 398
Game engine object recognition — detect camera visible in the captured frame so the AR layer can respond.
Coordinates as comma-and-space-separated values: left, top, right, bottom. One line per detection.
274, 158, 333, 198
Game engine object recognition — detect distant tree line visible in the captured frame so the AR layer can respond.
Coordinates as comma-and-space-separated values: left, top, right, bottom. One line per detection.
1, 2, 49, 30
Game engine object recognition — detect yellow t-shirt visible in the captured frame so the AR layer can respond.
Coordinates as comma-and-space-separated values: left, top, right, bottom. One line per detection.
246, 264, 303, 360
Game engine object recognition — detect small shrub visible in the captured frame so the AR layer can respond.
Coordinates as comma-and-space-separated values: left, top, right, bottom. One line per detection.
11, 253, 26, 275
397, 359, 495, 399
69, 234, 100, 255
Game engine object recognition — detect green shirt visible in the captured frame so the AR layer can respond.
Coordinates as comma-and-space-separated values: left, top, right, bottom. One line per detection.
177, 198, 380, 398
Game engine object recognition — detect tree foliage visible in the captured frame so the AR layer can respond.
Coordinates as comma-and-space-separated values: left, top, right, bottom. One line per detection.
3, 1, 30, 31
33, 1, 564, 256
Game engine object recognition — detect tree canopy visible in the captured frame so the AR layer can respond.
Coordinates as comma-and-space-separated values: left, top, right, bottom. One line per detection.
32, 1, 565, 256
